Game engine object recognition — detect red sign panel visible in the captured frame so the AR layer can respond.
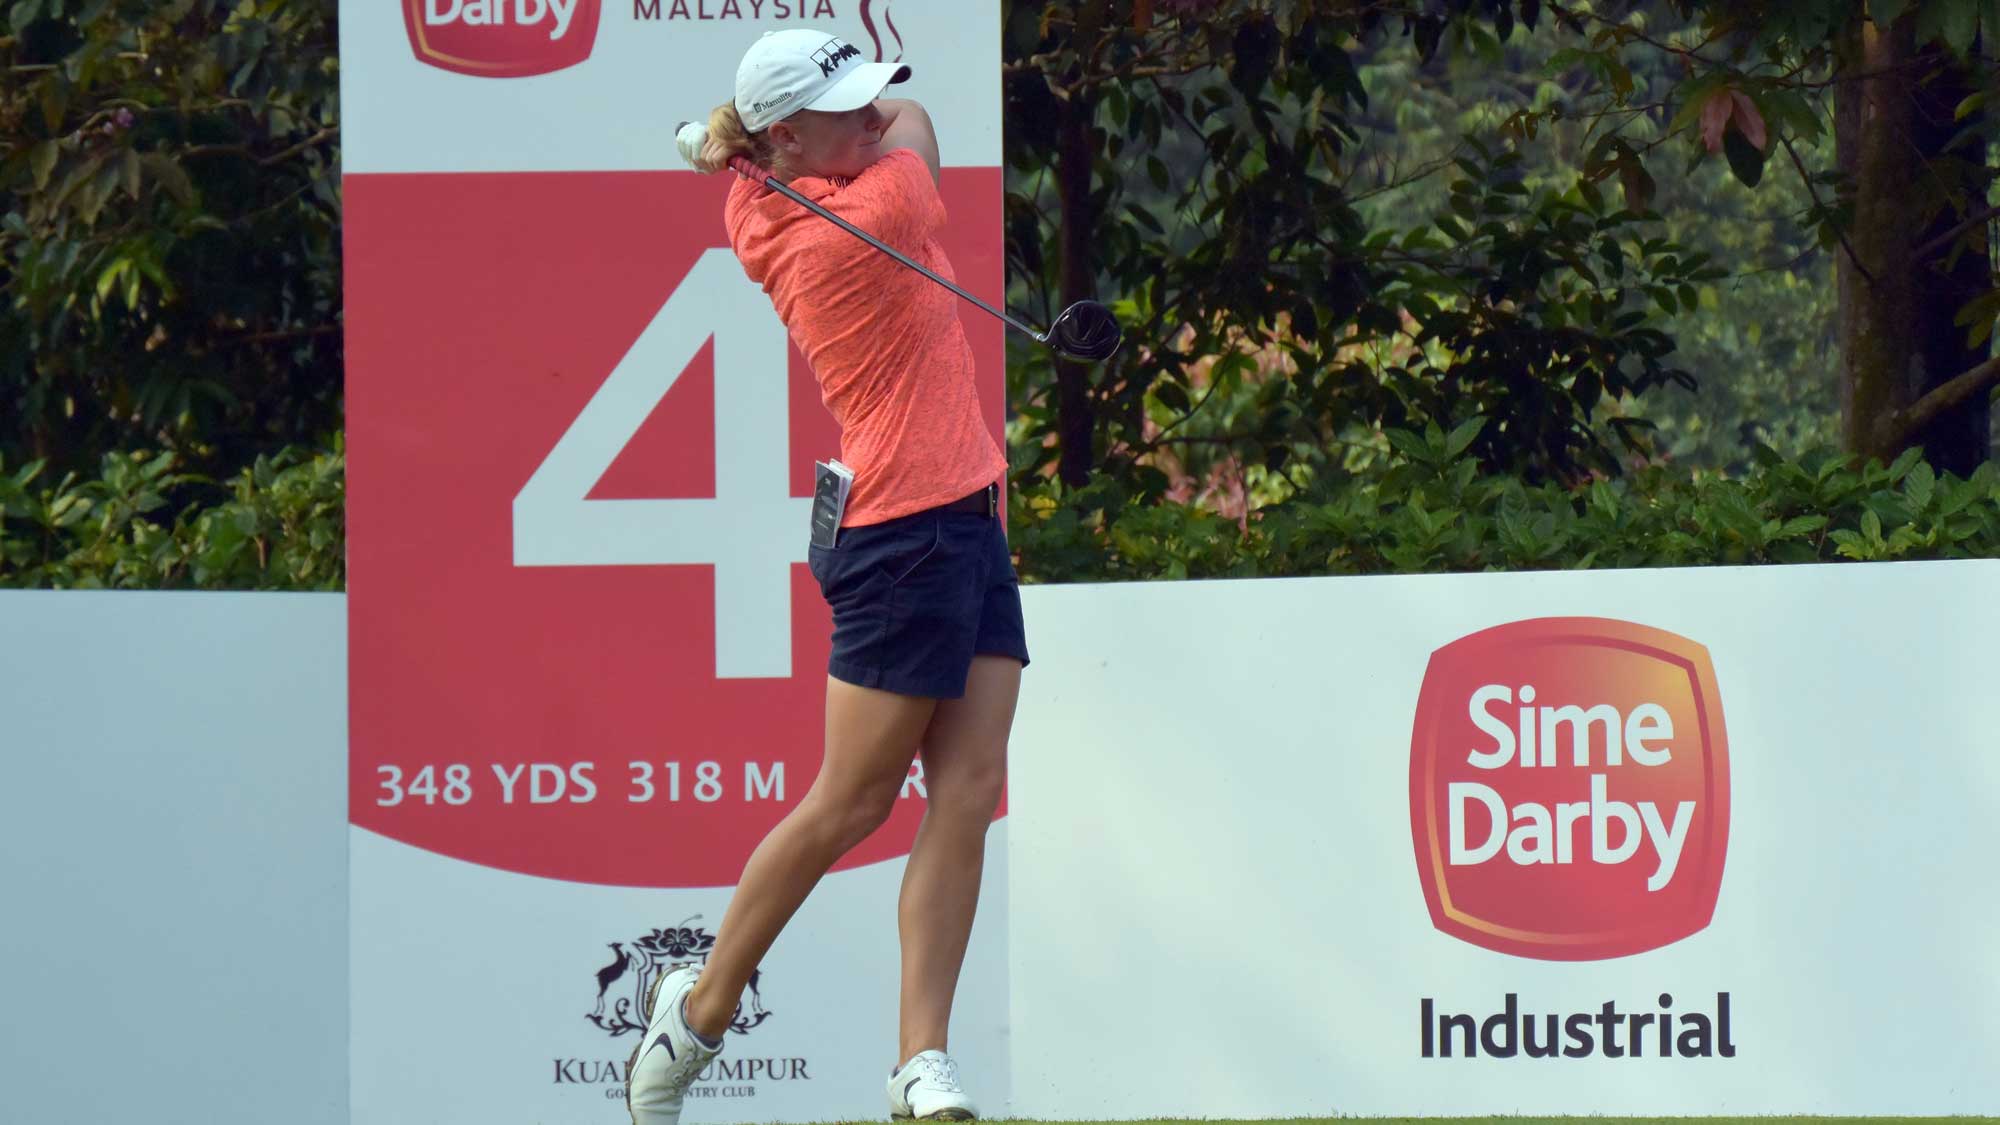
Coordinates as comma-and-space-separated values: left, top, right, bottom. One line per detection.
344, 169, 1006, 886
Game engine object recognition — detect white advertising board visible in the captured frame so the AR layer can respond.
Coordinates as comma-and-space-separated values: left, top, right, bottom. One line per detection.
0, 592, 349, 1125
1007, 561, 2000, 1117
7, 559, 1999, 1120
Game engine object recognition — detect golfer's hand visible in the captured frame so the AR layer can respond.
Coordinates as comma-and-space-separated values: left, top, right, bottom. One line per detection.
675, 120, 711, 171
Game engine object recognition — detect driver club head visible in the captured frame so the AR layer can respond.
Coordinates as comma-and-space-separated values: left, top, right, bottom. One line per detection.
1046, 300, 1123, 362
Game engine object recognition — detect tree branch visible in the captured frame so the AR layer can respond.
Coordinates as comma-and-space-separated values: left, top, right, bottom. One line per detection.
999, 23, 1212, 96
1145, 432, 1255, 447
1545, 3, 1729, 68
1149, 365, 1233, 443
1349, 154, 1458, 202
1082, 62, 1209, 88
257, 126, 338, 167
1910, 202, 2000, 262
227, 323, 342, 347
1780, 132, 1875, 286
1794, 56, 1950, 89
180, 127, 339, 167
1884, 352, 2000, 449
999, 50, 1067, 79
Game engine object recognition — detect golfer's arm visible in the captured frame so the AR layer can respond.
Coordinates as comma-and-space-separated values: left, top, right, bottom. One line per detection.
877, 99, 941, 186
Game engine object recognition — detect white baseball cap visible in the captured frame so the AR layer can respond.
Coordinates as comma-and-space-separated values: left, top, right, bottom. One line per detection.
735, 29, 911, 134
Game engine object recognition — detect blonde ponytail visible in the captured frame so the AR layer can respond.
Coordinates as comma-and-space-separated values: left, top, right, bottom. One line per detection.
681, 100, 788, 177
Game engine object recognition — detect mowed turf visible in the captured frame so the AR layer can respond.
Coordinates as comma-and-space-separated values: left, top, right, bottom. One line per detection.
647, 1114, 2000, 1125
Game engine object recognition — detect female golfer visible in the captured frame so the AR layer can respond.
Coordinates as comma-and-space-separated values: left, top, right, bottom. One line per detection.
625, 28, 1026, 1125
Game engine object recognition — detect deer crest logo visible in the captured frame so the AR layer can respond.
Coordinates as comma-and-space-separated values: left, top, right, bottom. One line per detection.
586, 916, 773, 1037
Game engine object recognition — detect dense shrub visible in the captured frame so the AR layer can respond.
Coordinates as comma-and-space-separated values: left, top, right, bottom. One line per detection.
1012, 427, 2000, 583
4, 431, 1992, 591
0, 438, 343, 590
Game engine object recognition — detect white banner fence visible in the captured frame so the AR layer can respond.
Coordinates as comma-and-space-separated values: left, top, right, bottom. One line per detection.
7, 560, 1998, 1121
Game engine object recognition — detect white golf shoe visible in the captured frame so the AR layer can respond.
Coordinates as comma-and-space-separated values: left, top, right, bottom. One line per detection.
887, 1050, 976, 1121
626, 965, 721, 1125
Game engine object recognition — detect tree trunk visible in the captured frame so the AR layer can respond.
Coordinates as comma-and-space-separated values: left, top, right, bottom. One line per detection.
1836, 17, 1996, 469
1906, 46, 1993, 475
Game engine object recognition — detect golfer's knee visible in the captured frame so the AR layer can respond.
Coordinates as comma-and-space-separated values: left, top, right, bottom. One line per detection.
927, 754, 1006, 825
841, 785, 901, 848
806, 779, 901, 852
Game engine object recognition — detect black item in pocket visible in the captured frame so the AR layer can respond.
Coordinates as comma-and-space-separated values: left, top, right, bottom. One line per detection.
809, 459, 854, 549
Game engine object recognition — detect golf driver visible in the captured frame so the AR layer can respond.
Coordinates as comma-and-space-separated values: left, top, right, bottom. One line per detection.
689, 134, 1122, 362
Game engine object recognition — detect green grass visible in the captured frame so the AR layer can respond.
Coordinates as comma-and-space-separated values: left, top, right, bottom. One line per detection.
928, 1112, 2000, 1120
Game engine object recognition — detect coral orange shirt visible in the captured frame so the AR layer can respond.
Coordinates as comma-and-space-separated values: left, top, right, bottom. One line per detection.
723, 148, 1006, 527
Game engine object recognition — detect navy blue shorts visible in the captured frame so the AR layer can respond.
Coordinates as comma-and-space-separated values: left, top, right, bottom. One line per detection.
806, 498, 1030, 699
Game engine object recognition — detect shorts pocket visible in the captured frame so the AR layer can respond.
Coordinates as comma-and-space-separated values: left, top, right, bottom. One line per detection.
879, 520, 943, 587
809, 540, 881, 606
811, 519, 938, 606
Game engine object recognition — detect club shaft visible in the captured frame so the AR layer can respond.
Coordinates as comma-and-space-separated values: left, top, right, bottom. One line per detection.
730, 158, 1047, 342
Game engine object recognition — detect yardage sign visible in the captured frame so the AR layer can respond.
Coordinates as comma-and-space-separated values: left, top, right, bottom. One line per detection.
342, 1, 1005, 888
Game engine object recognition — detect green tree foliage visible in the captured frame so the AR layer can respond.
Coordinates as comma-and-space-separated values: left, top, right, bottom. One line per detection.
4, 0, 1995, 590
0, 0, 341, 482
1005, 1, 1720, 497
1002, 0, 1998, 582
1517, 0, 2000, 473
1343, 16, 1843, 469
1007, 1, 2000, 484
0, 0, 342, 589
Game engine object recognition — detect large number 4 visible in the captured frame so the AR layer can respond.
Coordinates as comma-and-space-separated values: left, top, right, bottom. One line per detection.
513, 248, 810, 679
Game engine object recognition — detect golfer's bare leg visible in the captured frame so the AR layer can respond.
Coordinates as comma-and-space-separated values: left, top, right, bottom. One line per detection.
683, 676, 936, 1039
896, 654, 1021, 1063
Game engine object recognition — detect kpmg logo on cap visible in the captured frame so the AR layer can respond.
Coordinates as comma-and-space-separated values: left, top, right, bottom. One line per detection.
810, 38, 863, 77
404, 0, 602, 78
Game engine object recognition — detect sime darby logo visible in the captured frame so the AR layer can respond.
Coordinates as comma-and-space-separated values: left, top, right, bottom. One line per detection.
1408, 617, 1730, 961
404, 0, 603, 78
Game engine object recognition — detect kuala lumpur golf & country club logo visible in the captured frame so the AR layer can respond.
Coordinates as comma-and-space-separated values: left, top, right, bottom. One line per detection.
587, 916, 771, 1038
558, 917, 811, 1102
